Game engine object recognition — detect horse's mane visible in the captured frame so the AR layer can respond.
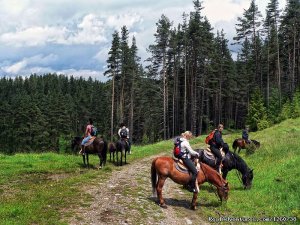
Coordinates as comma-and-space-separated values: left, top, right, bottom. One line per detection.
229, 150, 250, 173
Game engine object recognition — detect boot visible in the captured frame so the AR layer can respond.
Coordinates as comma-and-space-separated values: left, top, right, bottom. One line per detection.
79, 145, 85, 155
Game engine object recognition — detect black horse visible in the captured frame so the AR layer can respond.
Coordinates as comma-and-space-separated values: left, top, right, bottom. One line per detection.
198, 149, 253, 189
71, 136, 107, 168
232, 138, 260, 154
115, 138, 130, 166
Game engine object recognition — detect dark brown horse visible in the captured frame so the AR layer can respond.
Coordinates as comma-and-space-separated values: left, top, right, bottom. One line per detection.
232, 138, 260, 154
71, 136, 107, 168
108, 142, 117, 162
198, 149, 253, 189
115, 138, 130, 166
151, 157, 229, 210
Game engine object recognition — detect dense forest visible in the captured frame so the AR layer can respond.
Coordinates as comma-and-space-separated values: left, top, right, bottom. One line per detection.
0, 0, 299, 153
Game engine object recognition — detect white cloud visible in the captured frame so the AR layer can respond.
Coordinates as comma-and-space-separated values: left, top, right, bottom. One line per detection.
57, 69, 107, 81
0, 14, 108, 47
106, 13, 143, 30
1, 54, 58, 74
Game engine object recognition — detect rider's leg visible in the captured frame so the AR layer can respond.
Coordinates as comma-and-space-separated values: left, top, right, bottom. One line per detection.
181, 157, 198, 192
79, 136, 91, 155
211, 146, 222, 173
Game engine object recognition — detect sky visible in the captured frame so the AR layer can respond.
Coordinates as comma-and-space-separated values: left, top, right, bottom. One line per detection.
0, 0, 287, 81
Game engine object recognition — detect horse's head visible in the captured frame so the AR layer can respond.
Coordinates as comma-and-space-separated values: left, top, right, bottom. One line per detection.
216, 181, 229, 202
71, 136, 82, 150
242, 169, 254, 189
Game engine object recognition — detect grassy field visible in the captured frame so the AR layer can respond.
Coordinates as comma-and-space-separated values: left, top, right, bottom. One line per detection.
0, 118, 299, 224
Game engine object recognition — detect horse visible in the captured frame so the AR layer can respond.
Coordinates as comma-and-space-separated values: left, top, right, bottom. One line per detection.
115, 138, 130, 166
198, 149, 253, 189
232, 138, 260, 154
71, 136, 107, 168
108, 142, 117, 162
151, 156, 229, 210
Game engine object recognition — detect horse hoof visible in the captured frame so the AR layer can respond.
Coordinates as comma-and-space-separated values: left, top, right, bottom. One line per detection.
98, 166, 102, 170
159, 203, 167, 209
190, 206, 196, 210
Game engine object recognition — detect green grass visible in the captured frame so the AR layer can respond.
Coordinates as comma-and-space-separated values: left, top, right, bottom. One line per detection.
0, 118, 299, 224
196, 118, 300, 224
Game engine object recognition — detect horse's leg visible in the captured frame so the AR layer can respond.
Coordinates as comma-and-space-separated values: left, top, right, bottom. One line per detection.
124, 149, 127, 164
116, 151, 119, 166
238, 147, 241, 154
86, 154, 90, 168
191, 192, 198, 210
110, 152, 112, 162
120, 150, 123, 166
82, 155, 86, 167
157, 175, 167, 208
98, 153, 102, 169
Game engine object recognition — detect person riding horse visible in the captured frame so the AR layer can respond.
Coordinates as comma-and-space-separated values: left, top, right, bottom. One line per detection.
79, 118, 96, 155
208, 124, 228, 174
178, 131, 200, 193
118, 123, 131, 154
242, 126, 251, 144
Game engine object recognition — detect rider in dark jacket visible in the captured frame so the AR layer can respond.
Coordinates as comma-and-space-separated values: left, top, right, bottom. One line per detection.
242, 126, 251, 144
209, 124, 225, 173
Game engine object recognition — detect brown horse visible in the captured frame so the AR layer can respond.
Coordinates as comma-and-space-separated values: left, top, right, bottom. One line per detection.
108, 142, 117, 162
232, 138, 260, 154
71, 136, 107, 168
151, 157, 229, 210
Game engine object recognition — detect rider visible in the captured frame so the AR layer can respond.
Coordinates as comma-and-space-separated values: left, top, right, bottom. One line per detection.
242, 125, 251, 144
118, 123, 131, 154
79, 118, 93, 155
180, 131, 200, 193
209, 124, 226, 174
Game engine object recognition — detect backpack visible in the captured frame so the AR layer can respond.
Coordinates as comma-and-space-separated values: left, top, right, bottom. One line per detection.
173, 137, 184, 158
91, 125, 97, 136
205, 129, 216, 144
120, 128, 128, 138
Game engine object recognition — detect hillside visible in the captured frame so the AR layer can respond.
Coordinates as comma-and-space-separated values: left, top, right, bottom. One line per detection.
0, 118, 299, 224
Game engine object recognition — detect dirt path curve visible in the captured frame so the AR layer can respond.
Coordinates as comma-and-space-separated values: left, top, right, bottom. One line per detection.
67, 154, 210, 225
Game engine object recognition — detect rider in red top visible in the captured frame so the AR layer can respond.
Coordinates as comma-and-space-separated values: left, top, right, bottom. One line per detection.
79, 118, 93, 155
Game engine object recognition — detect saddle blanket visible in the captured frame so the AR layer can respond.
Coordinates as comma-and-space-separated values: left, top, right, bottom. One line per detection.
204, 147, 225, 161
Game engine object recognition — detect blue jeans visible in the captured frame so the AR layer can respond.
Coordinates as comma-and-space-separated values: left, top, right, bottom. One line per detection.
81, 135, 91, 145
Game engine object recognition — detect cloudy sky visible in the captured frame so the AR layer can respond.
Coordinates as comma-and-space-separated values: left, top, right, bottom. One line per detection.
0, 0, 287, 81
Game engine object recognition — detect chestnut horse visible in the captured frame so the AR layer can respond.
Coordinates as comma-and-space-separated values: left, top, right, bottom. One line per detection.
232, 138, 260, 154
71, 136, 107, 168
151, 157, 229, 210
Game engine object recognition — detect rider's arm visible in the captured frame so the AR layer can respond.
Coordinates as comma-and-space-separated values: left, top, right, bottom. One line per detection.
215, 132, 224, 147
181, 140, 198, 156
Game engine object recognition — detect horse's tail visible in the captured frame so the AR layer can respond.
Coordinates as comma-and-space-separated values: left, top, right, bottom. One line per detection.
232, 139, 238, 150
151, 158, 158, 197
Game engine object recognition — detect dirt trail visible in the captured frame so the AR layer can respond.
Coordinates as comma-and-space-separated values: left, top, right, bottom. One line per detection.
67, 154, 211, 225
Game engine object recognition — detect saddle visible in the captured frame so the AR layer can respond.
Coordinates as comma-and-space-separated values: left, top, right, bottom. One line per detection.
173, 156, 200, 174
204, 147, 226, 161
84, 136, 96, 147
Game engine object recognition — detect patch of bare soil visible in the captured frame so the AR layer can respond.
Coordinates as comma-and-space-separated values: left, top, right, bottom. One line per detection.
65, 154, 211, 225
